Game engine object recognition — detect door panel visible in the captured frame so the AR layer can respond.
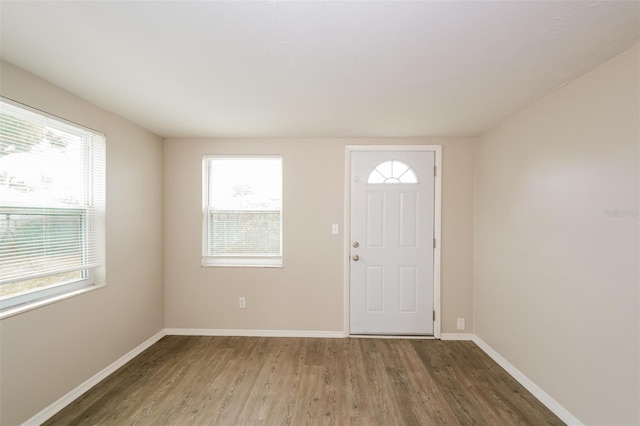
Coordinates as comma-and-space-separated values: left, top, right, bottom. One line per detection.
366, 267, 384, 312
366, 192, 385, 247
399, 192, 418, 247
399, 266, 418, 313
350, 150, 435, 335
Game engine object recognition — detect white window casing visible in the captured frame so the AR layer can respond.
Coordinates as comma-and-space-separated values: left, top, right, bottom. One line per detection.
0, 98, 105, 313
202, 155, 283, 268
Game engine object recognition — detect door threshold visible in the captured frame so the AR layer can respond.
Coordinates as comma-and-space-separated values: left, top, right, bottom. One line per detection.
349, 334, 436, 340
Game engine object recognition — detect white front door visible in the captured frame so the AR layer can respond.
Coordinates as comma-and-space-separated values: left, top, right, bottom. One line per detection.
350, 150, 435, 335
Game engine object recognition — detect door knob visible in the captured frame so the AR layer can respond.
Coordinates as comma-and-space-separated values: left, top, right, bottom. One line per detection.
352, 254, 359, 261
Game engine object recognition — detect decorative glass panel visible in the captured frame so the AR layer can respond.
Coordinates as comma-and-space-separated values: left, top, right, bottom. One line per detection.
367, 160, 418, 184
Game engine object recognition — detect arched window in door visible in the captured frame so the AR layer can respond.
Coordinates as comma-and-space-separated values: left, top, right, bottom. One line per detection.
367, 160, 418, 184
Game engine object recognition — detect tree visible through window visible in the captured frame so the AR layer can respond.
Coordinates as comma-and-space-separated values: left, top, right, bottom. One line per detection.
0, 99, 105, 312
202, 156, 282, 267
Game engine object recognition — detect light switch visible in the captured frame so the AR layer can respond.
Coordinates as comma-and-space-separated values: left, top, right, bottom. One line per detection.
332, 224, 339, 235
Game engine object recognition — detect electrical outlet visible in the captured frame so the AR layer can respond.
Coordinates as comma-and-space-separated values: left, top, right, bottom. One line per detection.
239, 297, 246, 309
456, 318, 465, 331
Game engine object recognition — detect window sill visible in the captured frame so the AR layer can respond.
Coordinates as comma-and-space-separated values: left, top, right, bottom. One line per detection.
202, 257, 283, 268
0, 283, 106, 320
202, 264, 284, 268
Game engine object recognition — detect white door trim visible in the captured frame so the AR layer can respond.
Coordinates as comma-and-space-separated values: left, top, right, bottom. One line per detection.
344, 145, 442, 338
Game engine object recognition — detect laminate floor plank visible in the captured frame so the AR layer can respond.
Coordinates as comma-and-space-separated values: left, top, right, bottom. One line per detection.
236, 338, 295, 425
44, 336, 564, 426
389, 341, 459, 425
263, 340, 307, 425
359, 339, 416, 426
411, 340, 494, 425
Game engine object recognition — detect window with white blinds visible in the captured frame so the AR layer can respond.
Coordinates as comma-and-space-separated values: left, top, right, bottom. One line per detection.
202, 156, 282, 267
0, 98, 105, 312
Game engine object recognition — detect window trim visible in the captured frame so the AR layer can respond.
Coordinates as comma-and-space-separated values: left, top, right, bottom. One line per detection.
0, 283, 105, 320
201, 155, 283, 268
0, 97, 106, 316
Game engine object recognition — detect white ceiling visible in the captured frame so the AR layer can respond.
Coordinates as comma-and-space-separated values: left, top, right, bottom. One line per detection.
1, 1, 638, 138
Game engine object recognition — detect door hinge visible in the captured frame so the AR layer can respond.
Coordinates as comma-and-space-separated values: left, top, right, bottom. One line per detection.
433, 310, 436, 321
433, 238, 436, 249
434, 166, 437, 177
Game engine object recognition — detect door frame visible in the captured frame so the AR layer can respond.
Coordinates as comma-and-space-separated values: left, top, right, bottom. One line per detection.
344, 145, 442, 339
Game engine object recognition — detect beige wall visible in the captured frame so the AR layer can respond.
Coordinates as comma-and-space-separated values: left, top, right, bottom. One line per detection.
474, 44, 639, 424
0, 62, 165, 425
164, 138, 474, 334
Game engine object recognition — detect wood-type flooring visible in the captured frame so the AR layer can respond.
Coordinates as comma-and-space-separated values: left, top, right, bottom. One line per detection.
44, 336, 564, 425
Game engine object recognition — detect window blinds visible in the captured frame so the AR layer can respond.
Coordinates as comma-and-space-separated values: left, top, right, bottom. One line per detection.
0, 99, 105, 289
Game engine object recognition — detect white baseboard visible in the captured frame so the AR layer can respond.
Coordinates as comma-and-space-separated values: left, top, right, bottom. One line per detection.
471, 335, 583, 426
440, 332, 474, 340
164, 328, 346, 338
24, 330, 166, 426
